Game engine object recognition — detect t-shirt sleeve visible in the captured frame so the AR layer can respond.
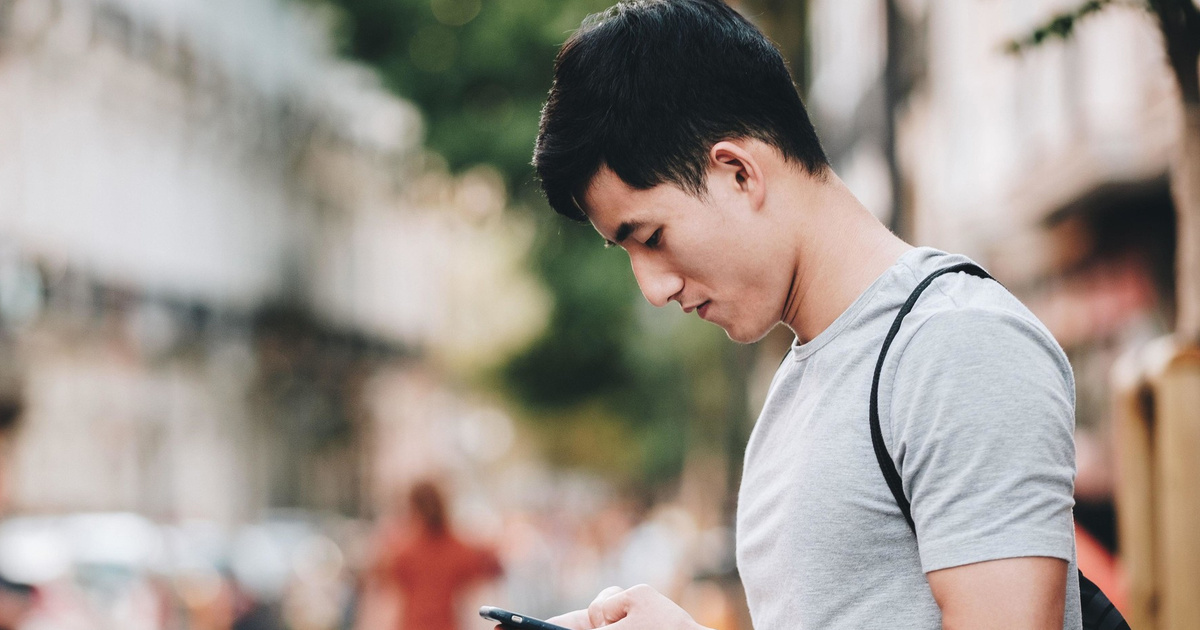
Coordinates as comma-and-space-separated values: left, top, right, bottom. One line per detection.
887, 306, 1077, 574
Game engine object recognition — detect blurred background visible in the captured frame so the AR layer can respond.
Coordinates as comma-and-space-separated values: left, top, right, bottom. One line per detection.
0, 0, 1192, 628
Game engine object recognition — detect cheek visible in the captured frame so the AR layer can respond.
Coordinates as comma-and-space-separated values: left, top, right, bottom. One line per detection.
722, 246, 774, 292
675, 220, 768, 291
696, 235, 755, 278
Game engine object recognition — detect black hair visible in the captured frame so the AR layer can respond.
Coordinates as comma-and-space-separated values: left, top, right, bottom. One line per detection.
534, 0, 828, 221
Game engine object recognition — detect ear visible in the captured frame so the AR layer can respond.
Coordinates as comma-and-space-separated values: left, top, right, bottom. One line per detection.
709, 140, 766, 210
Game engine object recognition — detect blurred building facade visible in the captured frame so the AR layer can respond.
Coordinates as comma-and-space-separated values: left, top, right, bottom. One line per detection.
806, 0, 1180, 552
0, 0, 547, 524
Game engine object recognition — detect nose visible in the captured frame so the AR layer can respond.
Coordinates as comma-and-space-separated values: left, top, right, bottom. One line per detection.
629, 251, 683, 308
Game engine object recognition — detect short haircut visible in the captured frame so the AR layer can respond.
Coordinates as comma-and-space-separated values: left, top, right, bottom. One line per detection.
534, 0, 829, 222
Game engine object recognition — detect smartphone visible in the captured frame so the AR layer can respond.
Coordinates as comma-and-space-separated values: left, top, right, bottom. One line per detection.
479, 605, 572, 630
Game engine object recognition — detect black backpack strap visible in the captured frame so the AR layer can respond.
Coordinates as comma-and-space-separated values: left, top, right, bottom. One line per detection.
869, 262, 992, 532
869, 262, 1130, 630
1079, 572, 1130, 630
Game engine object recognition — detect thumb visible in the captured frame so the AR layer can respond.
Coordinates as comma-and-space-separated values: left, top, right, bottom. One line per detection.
587, 586, 627, 627
593, 588, 635, 627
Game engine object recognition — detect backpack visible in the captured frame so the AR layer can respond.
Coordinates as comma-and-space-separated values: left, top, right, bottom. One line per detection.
870, 262, 1130, 630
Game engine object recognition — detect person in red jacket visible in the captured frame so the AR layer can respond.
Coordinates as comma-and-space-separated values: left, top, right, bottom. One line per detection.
373, 481, 503, 630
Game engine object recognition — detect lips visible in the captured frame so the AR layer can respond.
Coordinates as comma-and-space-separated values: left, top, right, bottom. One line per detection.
681, 300, 712, 319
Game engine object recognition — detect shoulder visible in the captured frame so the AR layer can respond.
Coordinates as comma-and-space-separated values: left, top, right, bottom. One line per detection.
897, 302, 1072, 398
904, 304, 1065, 366
879, 259, 1077, 433
888, 256, 1072, 395
885, 300, 1076, 451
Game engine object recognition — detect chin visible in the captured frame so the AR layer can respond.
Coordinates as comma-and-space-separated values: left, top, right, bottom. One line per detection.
720, 320, 775, 345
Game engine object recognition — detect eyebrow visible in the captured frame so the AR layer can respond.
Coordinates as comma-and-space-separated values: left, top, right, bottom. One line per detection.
604, 221, 641, 248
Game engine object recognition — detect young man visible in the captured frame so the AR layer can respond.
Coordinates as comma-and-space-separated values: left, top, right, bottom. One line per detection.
532, 1, 1080, 628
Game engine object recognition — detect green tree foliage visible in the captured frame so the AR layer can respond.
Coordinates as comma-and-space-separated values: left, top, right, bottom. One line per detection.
1003, 0, 1200, 96
315, 0, 742, 485
319, 0, 607, 184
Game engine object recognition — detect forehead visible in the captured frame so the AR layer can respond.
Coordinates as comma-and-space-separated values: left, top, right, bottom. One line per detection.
581, 166, 701, 240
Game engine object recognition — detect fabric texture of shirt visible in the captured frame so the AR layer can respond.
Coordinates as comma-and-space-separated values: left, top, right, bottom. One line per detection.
736, 247, 1081, 629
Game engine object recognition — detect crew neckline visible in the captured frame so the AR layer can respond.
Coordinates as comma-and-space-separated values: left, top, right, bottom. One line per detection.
788, 247, 935, 360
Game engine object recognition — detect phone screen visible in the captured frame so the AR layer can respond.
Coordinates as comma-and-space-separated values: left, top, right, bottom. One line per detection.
479, 605, 572, 630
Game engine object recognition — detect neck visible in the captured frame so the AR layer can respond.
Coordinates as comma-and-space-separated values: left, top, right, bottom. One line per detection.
780, 176, 911, 344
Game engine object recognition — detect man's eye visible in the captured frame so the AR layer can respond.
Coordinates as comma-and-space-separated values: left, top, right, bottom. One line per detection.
645, 228, 662, 248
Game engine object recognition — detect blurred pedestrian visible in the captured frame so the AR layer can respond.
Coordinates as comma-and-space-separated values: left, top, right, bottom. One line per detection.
367, 481, 502, 630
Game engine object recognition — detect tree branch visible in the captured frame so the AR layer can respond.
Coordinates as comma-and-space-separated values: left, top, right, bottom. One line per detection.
1004, 0, 1146, 55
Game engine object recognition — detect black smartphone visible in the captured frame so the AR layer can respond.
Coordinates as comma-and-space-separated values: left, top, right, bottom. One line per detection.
479, 605, 572, 630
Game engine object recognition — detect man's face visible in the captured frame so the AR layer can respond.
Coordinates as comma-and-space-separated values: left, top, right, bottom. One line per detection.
582, 165, 788, 343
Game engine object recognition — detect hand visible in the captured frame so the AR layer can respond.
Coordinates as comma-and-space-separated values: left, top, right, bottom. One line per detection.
540, 584, 707, 630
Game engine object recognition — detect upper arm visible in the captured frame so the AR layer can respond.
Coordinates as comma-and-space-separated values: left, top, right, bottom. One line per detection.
886, 306, 1079, 625
888, 307, 1077, 574
927, 556, 1068, 630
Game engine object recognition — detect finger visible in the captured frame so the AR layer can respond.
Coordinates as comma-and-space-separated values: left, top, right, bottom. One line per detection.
587, 586, 626, 628
593, 588, 636, 627
591, 585, 624, 606
545, 608, 594, 629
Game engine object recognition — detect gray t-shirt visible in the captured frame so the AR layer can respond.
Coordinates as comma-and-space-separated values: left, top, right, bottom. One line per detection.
736, 247, 1081, 629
